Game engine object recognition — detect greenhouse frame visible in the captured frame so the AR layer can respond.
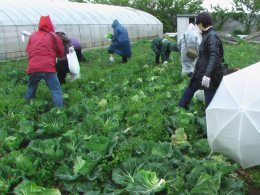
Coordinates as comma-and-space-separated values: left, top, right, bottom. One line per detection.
0, 0, 163, 60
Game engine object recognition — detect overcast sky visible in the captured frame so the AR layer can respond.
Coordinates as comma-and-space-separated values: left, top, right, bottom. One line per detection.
56, 0, 235, 11
202, 0, 234, 11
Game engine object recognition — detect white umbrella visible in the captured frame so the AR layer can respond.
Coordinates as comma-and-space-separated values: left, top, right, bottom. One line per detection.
206, 61, 260, 169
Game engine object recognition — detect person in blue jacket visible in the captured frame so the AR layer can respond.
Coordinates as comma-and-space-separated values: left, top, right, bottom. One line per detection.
108, 19, 131, 63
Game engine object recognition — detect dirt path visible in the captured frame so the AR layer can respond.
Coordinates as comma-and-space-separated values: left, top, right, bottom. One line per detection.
248, 184, 260, 195
236, 169, 260, 195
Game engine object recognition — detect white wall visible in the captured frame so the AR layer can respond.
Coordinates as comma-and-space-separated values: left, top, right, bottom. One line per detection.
177, 17, 190, 41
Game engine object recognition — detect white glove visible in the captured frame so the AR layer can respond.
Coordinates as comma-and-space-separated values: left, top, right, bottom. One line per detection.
201, 76, 211, 88
163, 61, 168, 64
109, 56, 114, 62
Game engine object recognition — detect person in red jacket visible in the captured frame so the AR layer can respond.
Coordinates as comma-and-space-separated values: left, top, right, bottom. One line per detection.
25, 16, 64, 107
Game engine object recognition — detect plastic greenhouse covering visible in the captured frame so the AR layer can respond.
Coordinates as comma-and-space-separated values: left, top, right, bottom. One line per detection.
0, 0, 163, 60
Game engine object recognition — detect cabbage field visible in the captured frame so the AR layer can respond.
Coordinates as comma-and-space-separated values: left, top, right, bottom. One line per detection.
0, 40, 260, 194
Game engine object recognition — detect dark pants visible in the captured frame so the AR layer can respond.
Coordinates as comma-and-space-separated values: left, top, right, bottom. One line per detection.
178, 79, 216, 109
151, 42, 161, 64
75, 48, 86, 62
155, 53, 160, 64
56, 60, 69, 84
108, 48, 114, 55
25, 72, 63, 107
122, 56, 127, 63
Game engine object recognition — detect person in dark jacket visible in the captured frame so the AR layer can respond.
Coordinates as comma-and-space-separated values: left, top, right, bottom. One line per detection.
25, 16, 64, 107
108, 19, 131, 63
55, 30, 72, 84
178, 12, 225, 109
151, 37, 178, 64
70, 38, 86, 62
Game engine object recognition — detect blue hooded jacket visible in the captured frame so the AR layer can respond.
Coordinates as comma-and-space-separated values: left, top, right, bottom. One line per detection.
109, 19, 131, 58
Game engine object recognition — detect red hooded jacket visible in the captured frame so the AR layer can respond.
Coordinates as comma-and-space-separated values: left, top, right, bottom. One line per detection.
26, 16, 64, 74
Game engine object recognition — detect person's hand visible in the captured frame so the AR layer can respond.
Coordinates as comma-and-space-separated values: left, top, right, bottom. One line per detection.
201, 76, 211, 88
163, 61, 168, 64
22, 30, 31, 36
21, 34, 25, 42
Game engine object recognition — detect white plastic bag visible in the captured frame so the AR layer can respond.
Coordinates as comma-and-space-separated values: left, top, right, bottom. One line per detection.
70, 73, 81, 81
67, 46, 80, 75
194, 90, 205, 102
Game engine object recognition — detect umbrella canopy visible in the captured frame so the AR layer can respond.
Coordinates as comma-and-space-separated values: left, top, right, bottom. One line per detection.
206, 61, 260, 169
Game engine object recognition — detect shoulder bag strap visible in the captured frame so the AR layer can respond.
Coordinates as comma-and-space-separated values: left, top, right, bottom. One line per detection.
48, 32, 59, 52
183, 34, 188, 50
183, 34, 198, 53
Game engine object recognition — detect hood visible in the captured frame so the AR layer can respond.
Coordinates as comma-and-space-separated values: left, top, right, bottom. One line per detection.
187, 23, 196, 31
112, 19, 120, 28
187, 23, 202, 34
194, 24, 202, 34
38, 16, 55, 32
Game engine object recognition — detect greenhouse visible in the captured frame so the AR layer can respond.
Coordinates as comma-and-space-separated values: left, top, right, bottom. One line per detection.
0, 0, 163, 60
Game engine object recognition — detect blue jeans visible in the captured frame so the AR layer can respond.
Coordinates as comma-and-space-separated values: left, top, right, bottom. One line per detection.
25, 72, 63, 107
178, 78, 216, 109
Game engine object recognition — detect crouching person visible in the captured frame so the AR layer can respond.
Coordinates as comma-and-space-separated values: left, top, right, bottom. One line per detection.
25, 15, 64, 108
108, 19, 131, 63
55, 30, 72, 84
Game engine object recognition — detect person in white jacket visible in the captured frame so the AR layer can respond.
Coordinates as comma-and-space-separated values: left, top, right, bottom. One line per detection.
178, 23, 202, 77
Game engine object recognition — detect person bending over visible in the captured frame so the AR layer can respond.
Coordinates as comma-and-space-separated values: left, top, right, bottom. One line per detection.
151, 37, 178, 65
